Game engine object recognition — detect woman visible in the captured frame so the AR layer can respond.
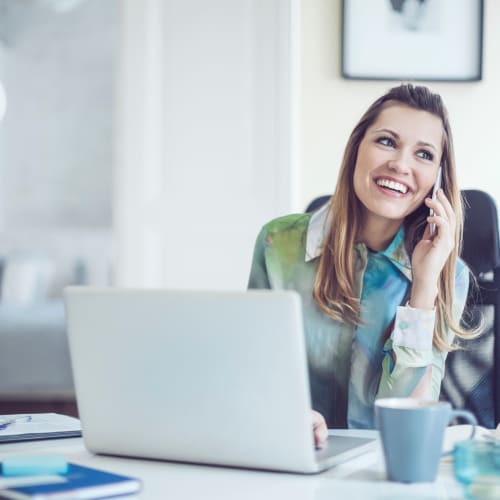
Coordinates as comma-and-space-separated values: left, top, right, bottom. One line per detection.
248, 84, 471, 445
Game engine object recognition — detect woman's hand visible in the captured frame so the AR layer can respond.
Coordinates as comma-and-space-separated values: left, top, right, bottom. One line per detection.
410, 189, 456, 309
312, 410, 328, 448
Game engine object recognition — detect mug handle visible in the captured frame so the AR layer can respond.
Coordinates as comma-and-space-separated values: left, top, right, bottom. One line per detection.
442, 409, 478, 457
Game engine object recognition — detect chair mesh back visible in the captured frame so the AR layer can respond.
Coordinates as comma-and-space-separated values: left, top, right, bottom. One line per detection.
441, 304, 496, 427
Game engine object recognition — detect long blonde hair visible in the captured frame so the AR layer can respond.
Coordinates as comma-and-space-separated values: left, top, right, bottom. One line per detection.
313, 84, 469, 350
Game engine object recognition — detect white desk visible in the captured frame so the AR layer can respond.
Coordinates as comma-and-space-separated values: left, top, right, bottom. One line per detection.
0, 429, 468, 500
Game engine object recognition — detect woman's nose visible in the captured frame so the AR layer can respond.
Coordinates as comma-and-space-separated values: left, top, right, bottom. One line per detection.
387, 153, 411, 174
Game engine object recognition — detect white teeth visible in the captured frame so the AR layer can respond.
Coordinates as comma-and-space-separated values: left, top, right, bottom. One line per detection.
376, 178, 408, 194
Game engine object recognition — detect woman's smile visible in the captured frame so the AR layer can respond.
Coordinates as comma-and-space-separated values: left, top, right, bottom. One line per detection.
374, 175, 412, 196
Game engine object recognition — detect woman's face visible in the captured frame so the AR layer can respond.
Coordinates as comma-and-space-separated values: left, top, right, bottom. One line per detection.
353, 104, 443, 228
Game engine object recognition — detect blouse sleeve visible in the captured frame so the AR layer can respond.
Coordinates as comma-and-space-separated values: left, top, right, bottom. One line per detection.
377, 263, 470, 400
247, 226, 271, 290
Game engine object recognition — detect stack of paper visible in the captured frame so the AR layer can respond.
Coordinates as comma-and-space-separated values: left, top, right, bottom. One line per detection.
0, 413, 82, 443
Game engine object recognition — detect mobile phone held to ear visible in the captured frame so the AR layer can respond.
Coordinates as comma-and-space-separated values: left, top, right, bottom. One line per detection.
429, 166, 442, 237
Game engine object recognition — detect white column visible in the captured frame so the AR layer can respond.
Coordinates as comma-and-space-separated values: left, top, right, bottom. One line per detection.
113, 0, 299, 289
114, 0, 166, 286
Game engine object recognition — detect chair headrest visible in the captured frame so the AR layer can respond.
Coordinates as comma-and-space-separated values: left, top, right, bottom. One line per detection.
461, 189, 500, 276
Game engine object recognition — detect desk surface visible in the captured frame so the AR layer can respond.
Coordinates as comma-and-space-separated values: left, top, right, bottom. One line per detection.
0, 428, 469, 500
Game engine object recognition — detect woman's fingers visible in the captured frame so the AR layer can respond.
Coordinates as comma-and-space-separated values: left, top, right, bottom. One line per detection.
425, 190, 456, 242
436, 189, 456, 226
311, 410, 328, 448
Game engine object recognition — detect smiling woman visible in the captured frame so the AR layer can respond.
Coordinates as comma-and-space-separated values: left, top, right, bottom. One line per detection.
248, 84, 475, 442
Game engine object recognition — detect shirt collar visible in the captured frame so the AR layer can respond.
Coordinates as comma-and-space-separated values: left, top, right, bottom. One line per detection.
305, 202, 331, 262
376, 226, 412, 281
304, 203, 412, 281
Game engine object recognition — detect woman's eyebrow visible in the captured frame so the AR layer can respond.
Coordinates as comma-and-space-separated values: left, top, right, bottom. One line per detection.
372, 127, 399, 138
416, 140, 438, 152
372, 128, 438, 152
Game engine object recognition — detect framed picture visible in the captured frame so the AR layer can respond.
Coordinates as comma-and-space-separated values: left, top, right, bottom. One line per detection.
342, 0, 484, 81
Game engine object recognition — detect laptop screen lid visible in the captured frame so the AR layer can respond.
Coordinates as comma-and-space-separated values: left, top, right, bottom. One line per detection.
65, 288, 324, 473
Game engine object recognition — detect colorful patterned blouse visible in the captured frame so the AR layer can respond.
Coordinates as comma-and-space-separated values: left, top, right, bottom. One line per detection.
248, 203, 469, 429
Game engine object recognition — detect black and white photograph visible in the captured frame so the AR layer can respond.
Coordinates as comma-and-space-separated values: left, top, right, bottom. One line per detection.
342, 0, 483, 81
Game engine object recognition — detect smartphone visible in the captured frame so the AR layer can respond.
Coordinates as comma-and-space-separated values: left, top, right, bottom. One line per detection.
429, 166, 442, 237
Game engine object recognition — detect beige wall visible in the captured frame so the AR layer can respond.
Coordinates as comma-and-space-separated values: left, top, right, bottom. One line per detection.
301, 0, 500, 210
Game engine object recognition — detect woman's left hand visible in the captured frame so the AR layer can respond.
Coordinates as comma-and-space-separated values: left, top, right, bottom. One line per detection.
410, 189, 456, 309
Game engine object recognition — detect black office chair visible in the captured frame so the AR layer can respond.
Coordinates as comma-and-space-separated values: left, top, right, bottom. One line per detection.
440, 190, 500, 427
305, 195, 331, 214
305, 190, 500, 427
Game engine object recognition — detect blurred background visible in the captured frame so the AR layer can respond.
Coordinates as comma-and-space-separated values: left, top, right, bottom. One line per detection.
0, 0, 497, 415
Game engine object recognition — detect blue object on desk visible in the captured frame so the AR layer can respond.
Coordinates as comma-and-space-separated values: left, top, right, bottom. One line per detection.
454, 440, 500, 499
0, 463, 142, 499
1, 456, 68, 476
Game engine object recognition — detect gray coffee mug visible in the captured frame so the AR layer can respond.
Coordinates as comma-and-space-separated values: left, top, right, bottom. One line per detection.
375, 398, 477, 483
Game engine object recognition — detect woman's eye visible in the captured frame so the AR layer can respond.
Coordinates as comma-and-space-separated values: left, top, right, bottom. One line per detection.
417, 149, 433, 161
377, 137, 395, 147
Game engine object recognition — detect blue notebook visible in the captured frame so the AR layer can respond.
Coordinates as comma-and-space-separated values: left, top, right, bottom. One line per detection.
0, 463, 141, 499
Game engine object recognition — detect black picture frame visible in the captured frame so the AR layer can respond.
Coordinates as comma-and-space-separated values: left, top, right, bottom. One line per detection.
341, 0, 484, 82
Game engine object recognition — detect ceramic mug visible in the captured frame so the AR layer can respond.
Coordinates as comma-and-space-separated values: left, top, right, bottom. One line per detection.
375, 397, 477, 483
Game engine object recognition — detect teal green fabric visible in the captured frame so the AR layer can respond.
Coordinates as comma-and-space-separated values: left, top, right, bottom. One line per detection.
248, 212, 469, 429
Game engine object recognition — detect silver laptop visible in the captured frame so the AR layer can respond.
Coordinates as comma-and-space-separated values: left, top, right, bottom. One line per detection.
64, 288, 375, 474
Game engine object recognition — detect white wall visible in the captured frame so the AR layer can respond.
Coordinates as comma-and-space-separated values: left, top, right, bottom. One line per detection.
300, 0, 500, 210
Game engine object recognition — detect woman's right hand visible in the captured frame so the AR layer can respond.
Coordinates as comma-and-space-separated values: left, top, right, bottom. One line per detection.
312, 410, 328, 448
410, 189, 456, 309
